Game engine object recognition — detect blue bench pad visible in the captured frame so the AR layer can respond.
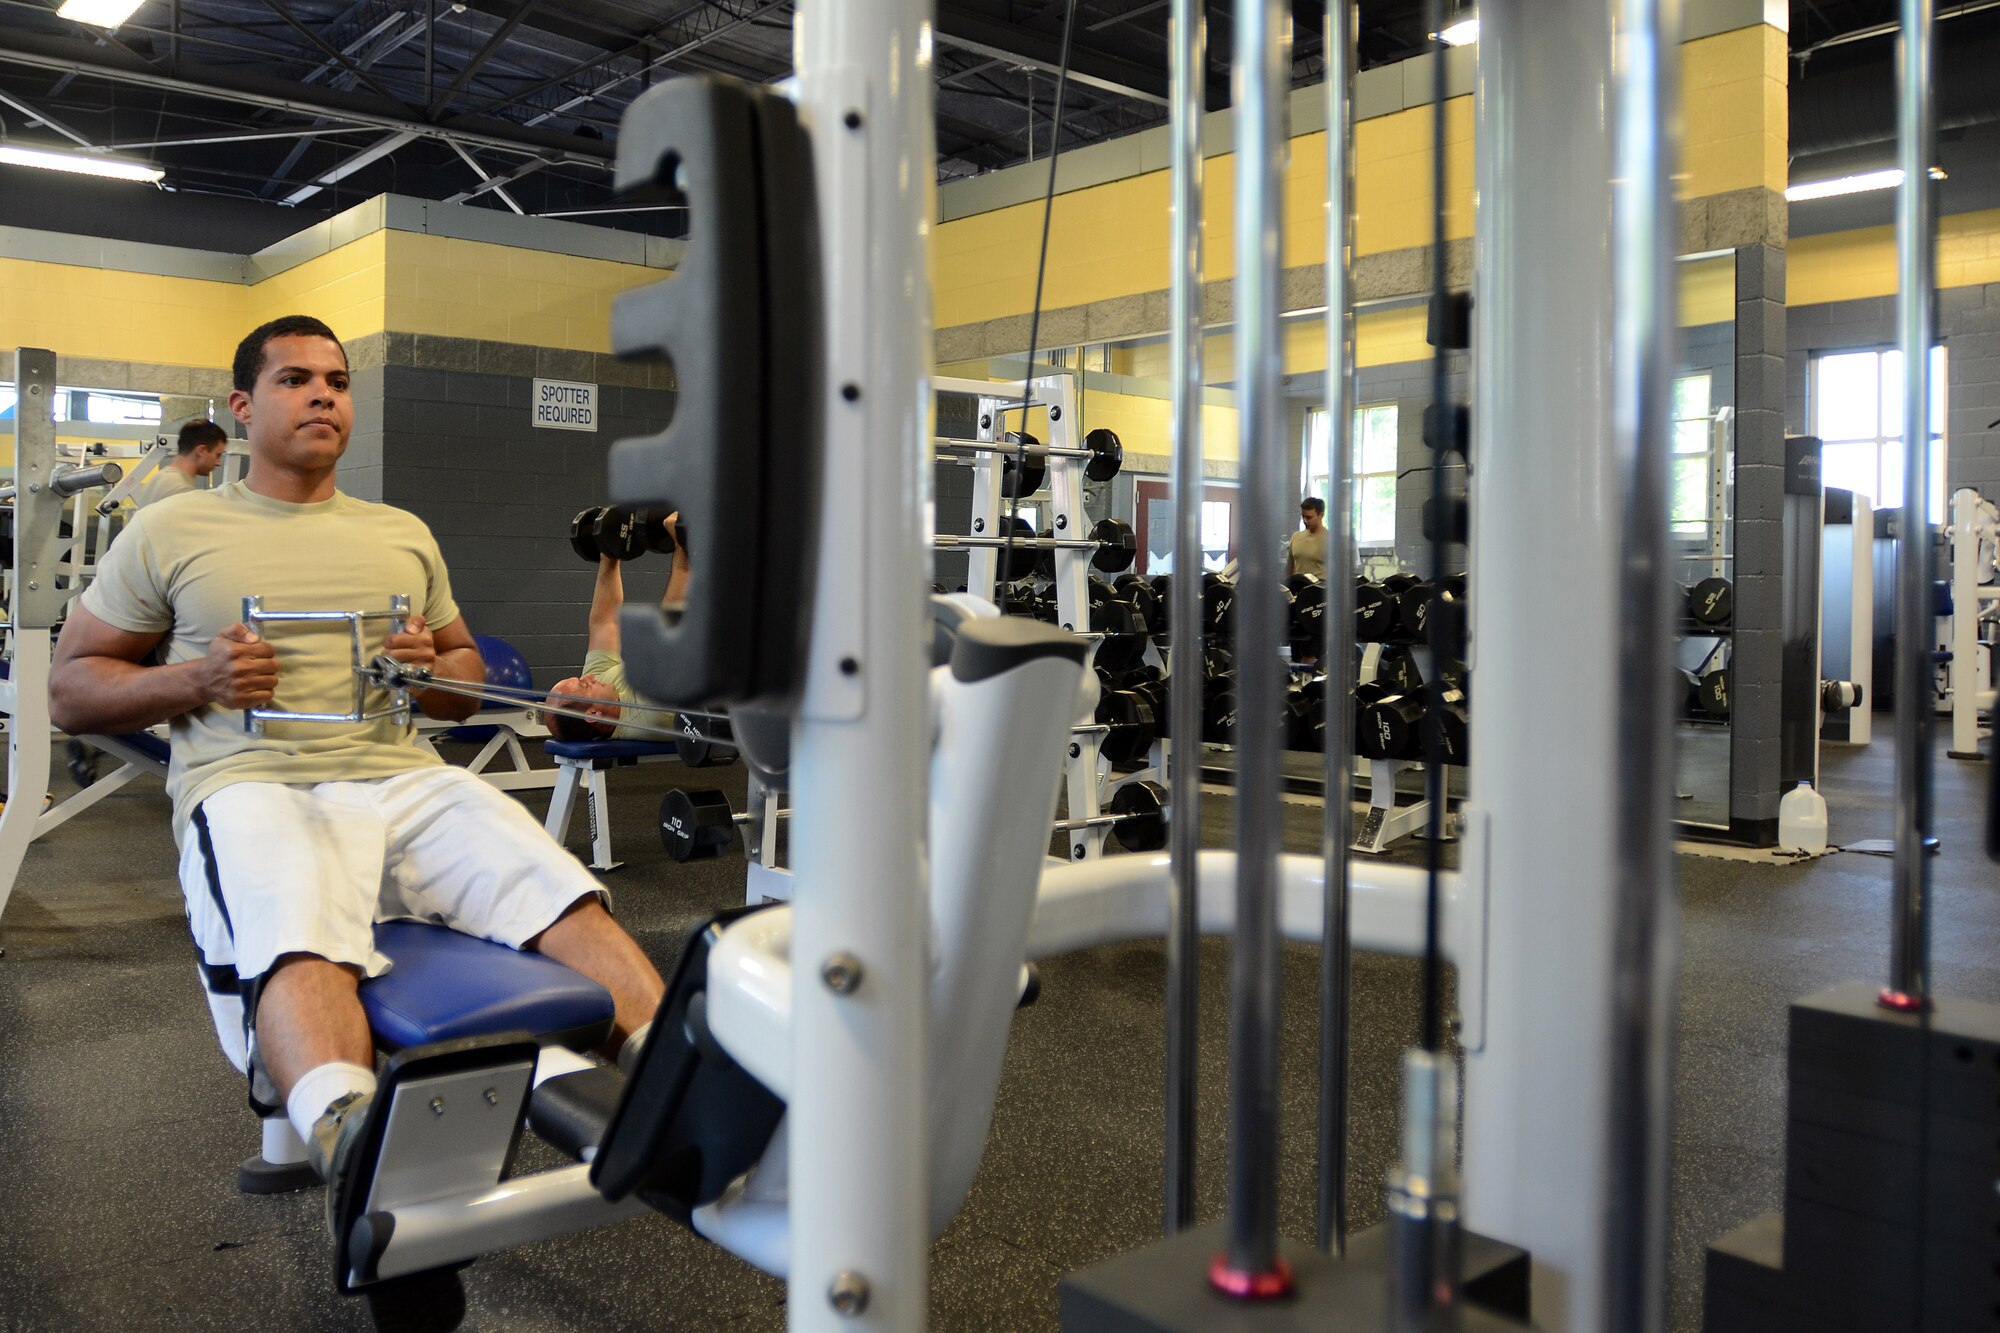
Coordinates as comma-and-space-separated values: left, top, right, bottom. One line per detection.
543, 738, 678, 761
105, 732, 170, 765
363, 920, 615, 1051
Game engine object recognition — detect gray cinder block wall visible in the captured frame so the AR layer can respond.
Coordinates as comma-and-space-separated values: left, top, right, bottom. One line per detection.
366, 335, 676, 685
1730, 244, 1787, 840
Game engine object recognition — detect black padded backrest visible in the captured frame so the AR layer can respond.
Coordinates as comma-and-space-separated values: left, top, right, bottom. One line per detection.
607, 76, 821, 707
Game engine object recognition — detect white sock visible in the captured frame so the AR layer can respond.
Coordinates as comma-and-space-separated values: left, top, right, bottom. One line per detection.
618, 1021, 653, 1074
286, 1061, 378, 1145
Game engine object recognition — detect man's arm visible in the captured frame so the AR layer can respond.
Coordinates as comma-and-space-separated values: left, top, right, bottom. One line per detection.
587, 556, 623, 656
51, 606, 274, 735
662, 512, 690, 609
383, 614, 485, 723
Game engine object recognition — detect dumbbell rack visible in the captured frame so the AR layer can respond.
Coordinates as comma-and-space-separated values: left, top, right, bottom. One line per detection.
1349, 641, 1451, 853
938, 371, 1125, 859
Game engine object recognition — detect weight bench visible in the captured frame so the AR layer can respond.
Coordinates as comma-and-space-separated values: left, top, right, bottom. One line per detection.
240, 920, 615, 1194
40, 730, 171, 838
541, 738, 683, 872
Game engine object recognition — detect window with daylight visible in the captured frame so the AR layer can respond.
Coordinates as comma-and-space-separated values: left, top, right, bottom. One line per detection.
1811, 346, 1947, 522
1671, 373, 1717, 536
1302, 403, 1400, 549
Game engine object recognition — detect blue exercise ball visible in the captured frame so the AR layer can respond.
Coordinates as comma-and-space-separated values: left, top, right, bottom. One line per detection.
476, 635, 533, 693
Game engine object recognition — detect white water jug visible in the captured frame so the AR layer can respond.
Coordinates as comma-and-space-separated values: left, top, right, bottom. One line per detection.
1778, 781, 1829, 855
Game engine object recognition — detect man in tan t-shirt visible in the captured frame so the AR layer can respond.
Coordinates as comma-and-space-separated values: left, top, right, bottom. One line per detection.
132, 419, 228, 508
50, 315, 665, 1253
1287, 496, 1331, 580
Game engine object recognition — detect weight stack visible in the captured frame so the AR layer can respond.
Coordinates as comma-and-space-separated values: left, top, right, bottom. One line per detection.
1703, 982, 2000, 1333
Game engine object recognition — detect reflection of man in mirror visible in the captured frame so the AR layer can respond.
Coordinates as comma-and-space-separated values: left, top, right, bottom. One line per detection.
134, 419, 230, 508
1287, 496, 1330, 579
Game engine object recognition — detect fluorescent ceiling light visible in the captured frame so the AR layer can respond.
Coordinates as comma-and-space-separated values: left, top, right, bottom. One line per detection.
1438, 16, 1480, 45
1785, 166, 1946, 202
0, 145, 163, 183
55, 0, 144, 29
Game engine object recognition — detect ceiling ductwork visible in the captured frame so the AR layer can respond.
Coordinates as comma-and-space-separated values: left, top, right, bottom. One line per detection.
1791, 32, 2000, 160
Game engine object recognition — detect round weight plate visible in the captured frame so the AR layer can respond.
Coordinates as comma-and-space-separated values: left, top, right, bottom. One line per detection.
570, 506, 606, 563
1096, 689, 1157, 764
1089, 517, 1138, 573
1001, 441, 1047, 498
592, 506, 648, 562
1355, 582, 1394, 642
1700, 668, 1730, 718
1110, 779, 1169, 851
993, 516, 1037, 583
1083, 427, 1124, 482
1689, 577, 1732, 626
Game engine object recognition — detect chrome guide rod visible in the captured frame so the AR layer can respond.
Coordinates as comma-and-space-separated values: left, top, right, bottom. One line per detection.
1315, 0, 1358, 1261
1885, 0, 1936, 1012
1163, 0, 1207, 1237
1217, 0, 1290, 1290
1603, 0, 1681, 1323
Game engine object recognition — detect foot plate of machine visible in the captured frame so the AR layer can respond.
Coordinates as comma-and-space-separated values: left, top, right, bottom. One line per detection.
1058, 1220, 1534, 1332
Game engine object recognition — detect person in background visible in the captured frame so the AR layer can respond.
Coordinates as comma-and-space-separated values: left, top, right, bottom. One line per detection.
133, 419, 229, 508
542, 519, 689, 742
1287, 495, 1331, 580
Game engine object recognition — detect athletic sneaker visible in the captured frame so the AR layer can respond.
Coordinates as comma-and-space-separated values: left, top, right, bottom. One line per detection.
304, 1089, 375, 1235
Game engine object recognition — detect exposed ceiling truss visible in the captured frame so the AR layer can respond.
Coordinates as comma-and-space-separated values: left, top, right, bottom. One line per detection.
0, 0, 1982, 236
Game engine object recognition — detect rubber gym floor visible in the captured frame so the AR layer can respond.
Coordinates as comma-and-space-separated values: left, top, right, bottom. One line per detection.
0, 734, 1991, 1331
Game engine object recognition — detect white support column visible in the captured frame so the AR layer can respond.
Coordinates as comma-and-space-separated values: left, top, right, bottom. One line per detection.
788, 0, 935, 1324
1464, 0, 1679, 1327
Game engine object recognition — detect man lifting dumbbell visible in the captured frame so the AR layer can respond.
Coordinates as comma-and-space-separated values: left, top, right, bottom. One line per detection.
47, 315, 666, 1240
544, 507, 689, 741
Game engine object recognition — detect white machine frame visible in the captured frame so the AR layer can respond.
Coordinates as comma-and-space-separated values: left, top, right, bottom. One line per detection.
1944, 485, 1998, 758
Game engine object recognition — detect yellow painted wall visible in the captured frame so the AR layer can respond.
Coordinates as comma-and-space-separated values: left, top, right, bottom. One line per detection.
936, 26, 1787, 331
385, 232, 662, 353
1792, 207, 2000, 305
0, 258, 245, 368
0, 227, 663, 378
246, 233, 388, 348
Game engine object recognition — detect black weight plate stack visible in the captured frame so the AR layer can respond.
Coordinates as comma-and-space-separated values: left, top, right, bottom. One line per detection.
1285, 685, 1323, 752
1289, 575, 1327, 643
659, 788, 737, 861
1000, 432, 1048, 498
1097, 689, 1158, 764
1376, 645, 1424, 694
1202, 572, 1236, 637
1201, 680, 1238, 744
1115, 574, 1161, 634
570, 506, 608, 563
1109, 779, 1168, 851
997, 516, 1039, 583
1436, 689, 1469, 766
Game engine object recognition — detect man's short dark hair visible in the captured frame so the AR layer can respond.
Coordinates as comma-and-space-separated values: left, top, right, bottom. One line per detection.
1301, 496, 1326, 516
176, 419, 228, 455
232, 315, 346, 393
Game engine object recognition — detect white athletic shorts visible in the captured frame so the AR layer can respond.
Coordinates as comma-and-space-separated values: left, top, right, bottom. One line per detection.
180, 766, 608, 1043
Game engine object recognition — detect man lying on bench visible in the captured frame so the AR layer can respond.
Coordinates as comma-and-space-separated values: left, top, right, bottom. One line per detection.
541, 514, 687, 741
47, 316, 667, 1251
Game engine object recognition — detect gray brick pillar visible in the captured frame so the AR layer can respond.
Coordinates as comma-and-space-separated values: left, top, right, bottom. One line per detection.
1729, 243, 1787, 841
